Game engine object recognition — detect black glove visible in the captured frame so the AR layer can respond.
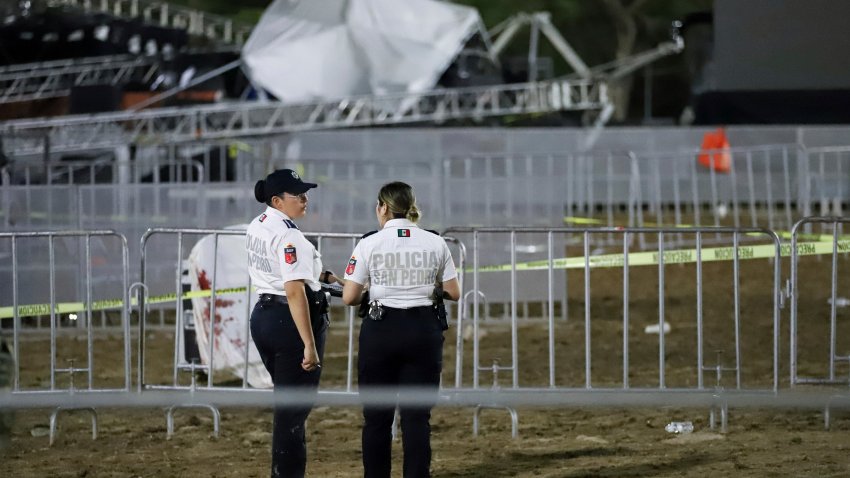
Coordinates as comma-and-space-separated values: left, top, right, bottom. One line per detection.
357, 291, 370, 319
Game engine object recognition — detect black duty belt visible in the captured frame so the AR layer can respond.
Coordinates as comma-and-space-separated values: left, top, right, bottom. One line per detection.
380, 305, 433, 312
259, 294, 288, 305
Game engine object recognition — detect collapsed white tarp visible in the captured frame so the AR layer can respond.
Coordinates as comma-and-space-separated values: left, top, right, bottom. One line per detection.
242, 0, 483, 103
188, 228, 273, 388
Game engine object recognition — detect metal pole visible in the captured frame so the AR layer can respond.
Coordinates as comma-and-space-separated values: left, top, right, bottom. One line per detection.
121, 233, 130, 391
139, 233, 148, 391
11, 236, 19, 391
733, 232, 742, 389
452, 238, 467, 389
728, 150, 740, 228
584, 231, 591, 389
790, 221, 799, 387
473, 231, 480, 389
658, 231, 665, 389
527, 19, 539, 83
696, 232, 704, 389
49, 234, 56, 390
773, 233, 781, 393
623, 231, 630, 389
242, 274, 252, 389
86, 235, 94, 389
781, 148, 793, 229
830, 225, 839, 381
548, 231, 555, 388
510, 231, 518, 389
208, 234, 219, 387
347, 237, 356, 392
173, 233, 184, 386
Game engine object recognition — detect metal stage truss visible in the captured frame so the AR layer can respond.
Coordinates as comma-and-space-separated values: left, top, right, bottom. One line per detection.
0, 78, 609, 157
47, 0, 253, 45
0, 55, 160, 104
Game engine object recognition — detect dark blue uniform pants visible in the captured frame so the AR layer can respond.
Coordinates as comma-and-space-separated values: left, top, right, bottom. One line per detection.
358, 306, 443, 478
251, 298, 327, 478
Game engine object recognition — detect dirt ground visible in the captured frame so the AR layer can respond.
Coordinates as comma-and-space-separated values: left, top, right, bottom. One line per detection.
3, 251, 850, 477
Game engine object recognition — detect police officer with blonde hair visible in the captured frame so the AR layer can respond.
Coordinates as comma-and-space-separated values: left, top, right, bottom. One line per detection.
342, 181, 460, 478
246, 168, 329, 478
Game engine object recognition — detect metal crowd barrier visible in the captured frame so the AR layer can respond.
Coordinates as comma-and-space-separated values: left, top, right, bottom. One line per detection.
8, 221, 850, 441
801, 146, 850, 228
445, 225, 782, 433
445, 226, 782, 389
137, 228, 368, 393
626, 145, 799, 248
0, 230, 131, 444
790, 217, 850, 386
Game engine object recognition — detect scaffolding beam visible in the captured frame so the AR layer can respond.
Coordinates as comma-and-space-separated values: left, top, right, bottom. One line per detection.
48, 0, 254, 45
0, 55, 160, 104
0, 78, 609, 157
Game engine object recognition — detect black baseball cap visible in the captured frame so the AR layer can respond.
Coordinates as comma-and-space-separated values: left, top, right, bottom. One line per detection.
265, 168, 317, 196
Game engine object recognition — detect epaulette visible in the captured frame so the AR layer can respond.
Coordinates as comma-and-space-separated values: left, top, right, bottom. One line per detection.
425, 229, 440, 236
360, 230, 379, 239
283, 219, 298, 229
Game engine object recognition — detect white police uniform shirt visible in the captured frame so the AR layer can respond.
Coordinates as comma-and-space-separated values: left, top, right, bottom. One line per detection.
344, 218, 457, 309
246, 206, 322, 296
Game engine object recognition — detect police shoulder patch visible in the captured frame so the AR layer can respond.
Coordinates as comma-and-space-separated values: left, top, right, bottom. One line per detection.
345, 257, 357, 275
284, 244, 297, 264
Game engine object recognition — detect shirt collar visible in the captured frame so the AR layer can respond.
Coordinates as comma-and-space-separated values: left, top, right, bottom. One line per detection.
265, 206, 294, 224
383, 218, 417, 229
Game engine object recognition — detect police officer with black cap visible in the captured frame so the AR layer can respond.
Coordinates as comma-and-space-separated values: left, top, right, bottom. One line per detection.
342, 181, 460, 478
246, 168, 329, 478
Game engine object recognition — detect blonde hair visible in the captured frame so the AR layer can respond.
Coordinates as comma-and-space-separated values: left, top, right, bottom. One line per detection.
378, 181, 421, 223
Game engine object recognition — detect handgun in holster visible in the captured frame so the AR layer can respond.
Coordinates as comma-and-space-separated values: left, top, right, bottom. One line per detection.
433, 285, 449, 331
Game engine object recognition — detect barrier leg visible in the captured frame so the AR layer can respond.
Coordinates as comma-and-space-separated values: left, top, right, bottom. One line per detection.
49, 407, 98, 446
472, 405, 518, 439
166, 404, 221, 439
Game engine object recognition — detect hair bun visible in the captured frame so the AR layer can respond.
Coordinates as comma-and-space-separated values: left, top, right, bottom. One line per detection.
254, 180, 267, 203
406, 205, 421, 223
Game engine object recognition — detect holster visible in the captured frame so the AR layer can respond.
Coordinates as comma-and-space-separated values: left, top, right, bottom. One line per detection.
433, 285, 449, 331
357, 291, 371, 319
434, 303, 448, 331
305, 285, 330, 331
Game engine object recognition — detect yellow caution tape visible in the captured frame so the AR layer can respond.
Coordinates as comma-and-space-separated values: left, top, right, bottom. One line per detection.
474, 239, 850, 272
0, 287, 247, 320
564, 216, 850, 242
5, 223, 850, 318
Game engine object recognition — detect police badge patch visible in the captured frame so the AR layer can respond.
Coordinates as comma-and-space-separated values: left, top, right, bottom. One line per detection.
346, 257, 357, 275
284, 244, 297, 264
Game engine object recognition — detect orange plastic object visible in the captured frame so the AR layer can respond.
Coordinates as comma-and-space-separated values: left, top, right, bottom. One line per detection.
698, 127, 731, 173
